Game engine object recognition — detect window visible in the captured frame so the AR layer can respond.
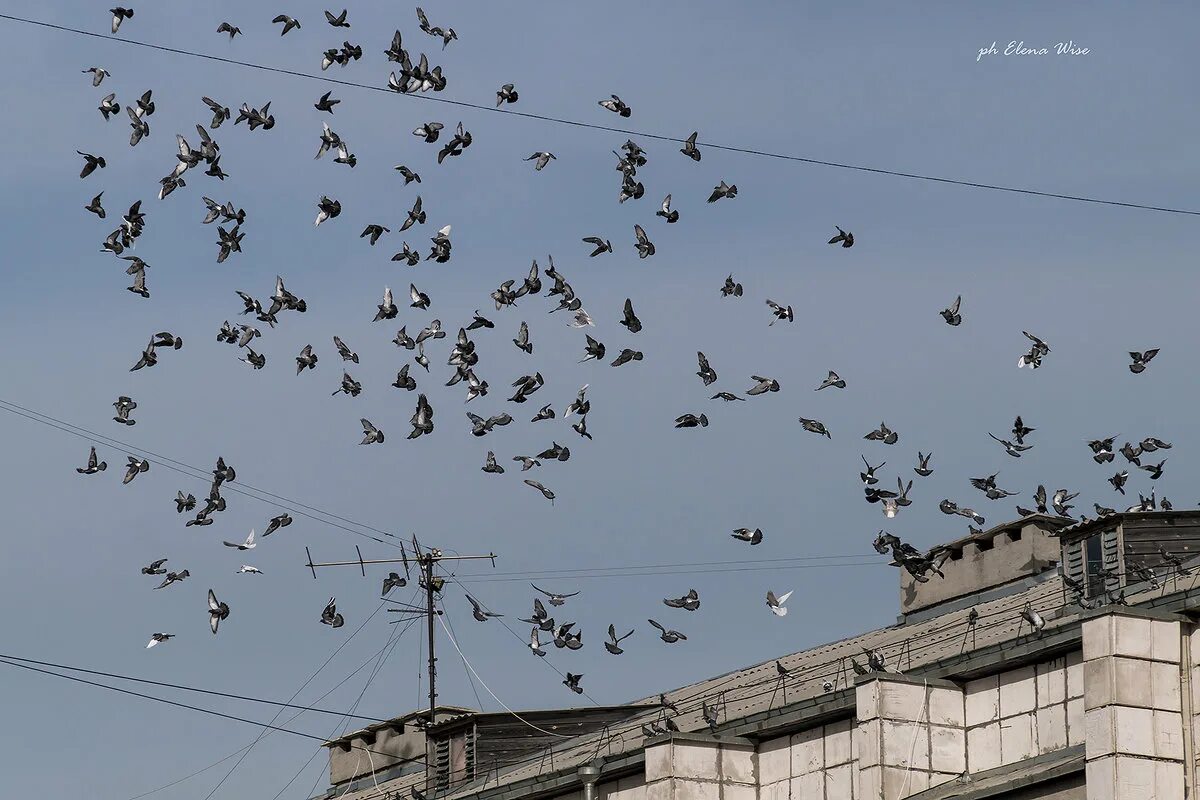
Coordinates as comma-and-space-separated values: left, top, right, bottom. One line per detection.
1085, 534, 1104, 598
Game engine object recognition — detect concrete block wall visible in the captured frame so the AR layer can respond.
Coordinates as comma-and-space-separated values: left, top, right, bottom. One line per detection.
964, 652, 1085, 774
599, 774, 646, 800
645, 735, 756, 800
1082, 611, 1186, 800
855, 675, 965, 798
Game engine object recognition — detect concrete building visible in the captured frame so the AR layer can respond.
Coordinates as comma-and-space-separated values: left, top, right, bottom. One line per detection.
316, 510, 1200, 800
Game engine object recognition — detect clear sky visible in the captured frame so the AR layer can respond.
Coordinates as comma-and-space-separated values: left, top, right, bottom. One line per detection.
1, 2, 1197, 798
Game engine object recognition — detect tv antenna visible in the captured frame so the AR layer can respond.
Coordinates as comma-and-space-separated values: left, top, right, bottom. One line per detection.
304, 536, 497, 725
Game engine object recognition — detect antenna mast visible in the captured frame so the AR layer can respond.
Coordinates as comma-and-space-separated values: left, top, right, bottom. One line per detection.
304, 539, 497, 724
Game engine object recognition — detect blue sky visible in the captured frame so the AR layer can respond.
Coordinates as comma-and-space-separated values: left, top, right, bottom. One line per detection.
1, 2, 1198, 798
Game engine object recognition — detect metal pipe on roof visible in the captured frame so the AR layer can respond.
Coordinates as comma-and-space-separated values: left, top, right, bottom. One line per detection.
577, 762, 601, 800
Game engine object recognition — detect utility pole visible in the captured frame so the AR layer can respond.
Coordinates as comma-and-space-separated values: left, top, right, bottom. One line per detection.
305, 538, 497, 725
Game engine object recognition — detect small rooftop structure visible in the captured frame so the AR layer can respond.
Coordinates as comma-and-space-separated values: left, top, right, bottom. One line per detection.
899, 514, 1070, 620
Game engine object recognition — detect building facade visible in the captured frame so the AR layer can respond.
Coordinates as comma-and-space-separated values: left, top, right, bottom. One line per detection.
318, 511, 1200, 800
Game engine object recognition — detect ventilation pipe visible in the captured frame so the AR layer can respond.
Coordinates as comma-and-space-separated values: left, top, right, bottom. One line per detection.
578, 762, 602, 800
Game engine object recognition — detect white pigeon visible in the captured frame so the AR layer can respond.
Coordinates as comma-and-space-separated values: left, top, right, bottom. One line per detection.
766, 590, 793, 617
237, 565, 263, 574
569, 308, 595, 328
145, 633, 173, 649
223, 528, 256, 550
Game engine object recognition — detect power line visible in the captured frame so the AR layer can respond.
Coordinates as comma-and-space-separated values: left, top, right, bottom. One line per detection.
125, 610, 421, 800
0, 652, 392, 722
2, 12, 1197, 217
450, 561, 883, 584
0, 656, 426, 764
0, 398, 403, 549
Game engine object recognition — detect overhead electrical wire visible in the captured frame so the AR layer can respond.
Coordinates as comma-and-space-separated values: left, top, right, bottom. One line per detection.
0, 13, 1197, 217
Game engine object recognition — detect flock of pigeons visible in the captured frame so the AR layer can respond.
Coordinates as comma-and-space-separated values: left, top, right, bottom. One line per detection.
63, 7, 1178, 696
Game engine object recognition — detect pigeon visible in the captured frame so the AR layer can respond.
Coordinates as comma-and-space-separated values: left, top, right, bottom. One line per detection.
513, 321, 533, 355
146, 633, 174, 649
332, 336, 359, 363
1129, 349, 1160, 374
496, 83, 519, 107
914, 452, 933, 477
582, 237, 613, 257
940, 296, 962, 326
174, 491, 196, 513
239, 348, 266, 370
536, 442, 570, 462
675, 413, 709, 429
766, 590, 793, 617
222, 529, 256, 550
272, 14, 301, 35
1141, 460, 1167, 480
633, 225, 655, 258
98, 93, 119, 120
324, 9, 350, 27
529, 628, 547, 657
721, 275, 743, 297
110, 7, 134, 34
481, 451, 504, 474
263, 514, 292, 537
732, 528, 764, 545
524, 479, 555, 504
320, 598, 344, 628
154, 570, 190, 589
708, 181, 737, 203
828, 226, 854, 248
1012, 416, 1035, 445
620, 299, 642, 333
360, 224, 389, 245
76, 447, 108, 475
605, 625, 634, 655
85, 192, 106, 219
988, 432, 1032, 458
409, 284, 431, 310
235, 565, 263, 575
78, 151, 106, 179
315, 196, 341, 226
295, 345, 319, 375
1017, 331, 1051, 369
408, 394, 435, 439
680, 131, 702, 161
360, 418, 385, 445
122, 456, 150, 484
315, 91, 341, 113
394, 165, 422, 185
113, 396, 138, 426
816, 371, 845, 390
141, 558, 168, 576
799, 418, 832, 438
861, 456, 885, 486
532, 404, 555, 423
864, 422, 899, 445
382, 572, 407, 595
373, 287, 398, 321
525, 152, 555, 171
648, 619, 686, 643
467, 595, 502, 622
611, 348, 643, 367
1088, 436, 1117, 464
598, 94, 631, 116
656, 194, 679, 223
1052, 489, 1078, 517
1109, 471, 1128, 494
216, 22, 242, 39
391, 365, 417, 392
663, 589, 700, 611
696, 352, 718, 386
747, 376, 780, 396
207, 589, 230, 634
563, 673, 584, 694
766, 300, 794, 325
1020, 602, 1045, 634
83, 67, 110, 86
